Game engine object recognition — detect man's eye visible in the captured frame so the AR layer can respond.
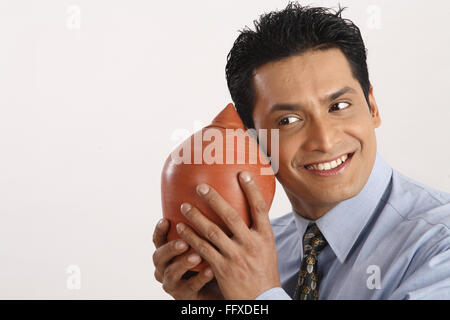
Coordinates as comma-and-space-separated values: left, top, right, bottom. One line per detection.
330, 102, 350, 112
278, 116, 300, 126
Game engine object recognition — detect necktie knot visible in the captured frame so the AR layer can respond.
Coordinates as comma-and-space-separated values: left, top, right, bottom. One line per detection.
303, 223, 328, 255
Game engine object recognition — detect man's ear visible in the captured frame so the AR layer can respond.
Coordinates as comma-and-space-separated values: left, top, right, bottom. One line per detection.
368, 86, 381, 128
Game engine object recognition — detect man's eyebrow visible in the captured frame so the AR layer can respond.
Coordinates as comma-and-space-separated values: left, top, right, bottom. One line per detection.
268, 86, 357, 114
323, 86, 357, 103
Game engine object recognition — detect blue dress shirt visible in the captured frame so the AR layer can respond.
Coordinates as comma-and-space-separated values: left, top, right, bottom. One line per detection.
256, 152, 450, 299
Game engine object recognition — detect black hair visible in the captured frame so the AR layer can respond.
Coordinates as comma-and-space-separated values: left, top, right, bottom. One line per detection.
225, 2, 371, 129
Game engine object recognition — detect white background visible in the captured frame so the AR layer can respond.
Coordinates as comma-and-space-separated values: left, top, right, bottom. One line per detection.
0, 0, 449, 299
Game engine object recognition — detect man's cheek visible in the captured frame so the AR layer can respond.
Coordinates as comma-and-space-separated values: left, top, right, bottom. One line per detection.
275, 159, 300, 189
277, 147, 295, 171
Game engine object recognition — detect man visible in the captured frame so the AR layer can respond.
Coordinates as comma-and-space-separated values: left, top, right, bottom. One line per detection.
153, 3, 450, 299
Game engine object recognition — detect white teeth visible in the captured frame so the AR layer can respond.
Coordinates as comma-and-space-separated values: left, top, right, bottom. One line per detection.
306, 153, 351, 171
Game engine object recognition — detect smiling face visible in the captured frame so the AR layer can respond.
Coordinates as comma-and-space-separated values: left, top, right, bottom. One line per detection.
252, 48, 381, 220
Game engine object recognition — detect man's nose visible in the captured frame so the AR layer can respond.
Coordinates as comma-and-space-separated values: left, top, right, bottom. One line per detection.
302, 117, 341, 153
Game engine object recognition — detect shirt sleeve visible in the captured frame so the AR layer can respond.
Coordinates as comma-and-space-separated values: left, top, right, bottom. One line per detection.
254, 287, 292, 300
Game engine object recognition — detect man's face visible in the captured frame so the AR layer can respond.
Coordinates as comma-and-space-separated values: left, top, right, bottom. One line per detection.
252, 48, 381, 219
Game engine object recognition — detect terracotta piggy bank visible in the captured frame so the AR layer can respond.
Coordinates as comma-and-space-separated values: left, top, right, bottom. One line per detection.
161, 103, 276, 271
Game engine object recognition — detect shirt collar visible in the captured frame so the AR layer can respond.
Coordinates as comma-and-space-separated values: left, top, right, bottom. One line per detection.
293, 152, 393, 263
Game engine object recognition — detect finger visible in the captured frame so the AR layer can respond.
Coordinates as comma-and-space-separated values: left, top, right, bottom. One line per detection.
153, 239, 189, 281
176, 222, 223, 265
195, 184, 250, 241
238, 171, 271, 231
162, 252, 203, 292
183, 267, 214, 294
180, 203, 234, 253
153, 219, 170, 249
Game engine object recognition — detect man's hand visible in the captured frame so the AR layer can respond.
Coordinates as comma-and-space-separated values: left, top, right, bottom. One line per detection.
152, 219, 224, 300
176, 171, 281, 300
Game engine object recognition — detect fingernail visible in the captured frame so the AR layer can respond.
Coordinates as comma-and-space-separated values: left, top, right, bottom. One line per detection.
180, 203, 192, 215
187, 254, 200, 264
157, 219, 164, 228
176, 223, 185, 233
240, 171, 251, 182
197, 184, 209, 195
175, 240, 186, 250
204, 268, 213, 277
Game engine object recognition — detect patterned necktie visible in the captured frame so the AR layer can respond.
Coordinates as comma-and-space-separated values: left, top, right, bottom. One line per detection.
293, 223, 328, 300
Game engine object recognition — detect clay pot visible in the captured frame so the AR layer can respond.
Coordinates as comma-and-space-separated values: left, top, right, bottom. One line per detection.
160, 103, 276, 272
